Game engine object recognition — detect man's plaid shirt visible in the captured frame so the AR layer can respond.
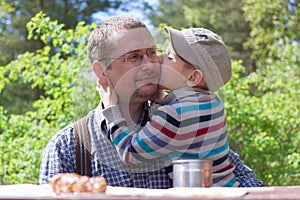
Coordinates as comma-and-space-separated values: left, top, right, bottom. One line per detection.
40, 102, 263, 187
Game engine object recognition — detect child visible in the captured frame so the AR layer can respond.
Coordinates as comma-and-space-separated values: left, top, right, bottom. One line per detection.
102, 26, 238, 187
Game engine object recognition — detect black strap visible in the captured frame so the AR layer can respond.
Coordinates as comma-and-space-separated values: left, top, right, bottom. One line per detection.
73, 117, 92, 177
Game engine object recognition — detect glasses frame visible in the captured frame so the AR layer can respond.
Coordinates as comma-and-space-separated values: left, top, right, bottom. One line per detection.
100, 48, 163, 65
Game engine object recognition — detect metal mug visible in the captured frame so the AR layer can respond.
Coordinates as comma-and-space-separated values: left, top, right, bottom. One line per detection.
172, 159, 212, 187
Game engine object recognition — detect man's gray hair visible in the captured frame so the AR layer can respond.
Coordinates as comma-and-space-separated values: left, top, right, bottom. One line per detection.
87, 16, 147, 66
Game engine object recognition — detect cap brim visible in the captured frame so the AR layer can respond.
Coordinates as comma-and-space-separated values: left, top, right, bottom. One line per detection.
164, 26, 208, 68
164, 26, 227, 91
164, 27, 193, 63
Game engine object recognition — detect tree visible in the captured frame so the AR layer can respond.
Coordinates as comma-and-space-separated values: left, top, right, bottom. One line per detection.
236, 0, 300, 185
0, 0, 132, 66
0, 0, 136, 114
0, 1, 16, 65
0, 12, 98, 184
1, 1, 299, 186
243, 0, 300, 71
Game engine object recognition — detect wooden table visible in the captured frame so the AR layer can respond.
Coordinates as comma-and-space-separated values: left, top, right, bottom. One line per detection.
0, 185, 299, 200
242, 186, 300, 199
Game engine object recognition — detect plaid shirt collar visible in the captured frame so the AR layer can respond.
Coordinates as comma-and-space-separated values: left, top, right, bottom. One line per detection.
95, 101, 150, 137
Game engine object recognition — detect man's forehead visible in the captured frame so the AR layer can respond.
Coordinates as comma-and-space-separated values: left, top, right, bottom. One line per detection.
109, 28, 155, 58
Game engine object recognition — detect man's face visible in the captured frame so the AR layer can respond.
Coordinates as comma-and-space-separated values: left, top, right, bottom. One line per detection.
104, 28, 160, 104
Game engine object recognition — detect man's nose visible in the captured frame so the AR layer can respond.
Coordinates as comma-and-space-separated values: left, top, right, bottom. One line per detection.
140, 53, 151, 64
139, 54, 155, 72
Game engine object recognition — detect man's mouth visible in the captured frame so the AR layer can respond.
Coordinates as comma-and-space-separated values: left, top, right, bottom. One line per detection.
136, 75, 158, 84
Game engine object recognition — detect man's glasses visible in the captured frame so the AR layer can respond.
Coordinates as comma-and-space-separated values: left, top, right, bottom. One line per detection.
100, 48, 163, 65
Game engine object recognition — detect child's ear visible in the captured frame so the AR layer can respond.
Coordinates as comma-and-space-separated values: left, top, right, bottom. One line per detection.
92, 60, 108, 85
187, 69, 203, 87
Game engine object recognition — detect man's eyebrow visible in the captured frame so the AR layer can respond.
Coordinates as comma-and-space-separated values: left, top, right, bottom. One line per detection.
123, 46, 157, 54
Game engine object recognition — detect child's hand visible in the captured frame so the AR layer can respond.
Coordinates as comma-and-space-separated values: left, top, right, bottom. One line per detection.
97, 78, 118, 108
149, 88, 167, 104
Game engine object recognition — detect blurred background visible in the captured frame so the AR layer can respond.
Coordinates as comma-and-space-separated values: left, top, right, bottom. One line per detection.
0, 0, 299, 186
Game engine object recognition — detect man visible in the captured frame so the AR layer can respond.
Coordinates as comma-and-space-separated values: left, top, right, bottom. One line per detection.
40, 16, 263, 188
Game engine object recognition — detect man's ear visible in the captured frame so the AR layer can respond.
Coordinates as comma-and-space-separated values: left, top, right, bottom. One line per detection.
92, 60, 108, 85
187, 69, 204, 87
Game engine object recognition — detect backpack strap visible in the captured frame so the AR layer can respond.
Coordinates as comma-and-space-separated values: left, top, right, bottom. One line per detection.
73, 117, 92, 177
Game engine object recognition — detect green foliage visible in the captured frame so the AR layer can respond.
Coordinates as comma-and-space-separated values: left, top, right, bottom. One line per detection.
1, 1, 299, 187
145, 0, 252, 67
243, 0, 300, 66
0, 0, 133, 115
0, 12, 98, 184
0, 0, 128, 65
234, 0, 300, 185
222, 58, 299, 186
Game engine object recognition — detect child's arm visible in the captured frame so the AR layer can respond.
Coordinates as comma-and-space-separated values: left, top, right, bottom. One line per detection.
103, 104, 182, 165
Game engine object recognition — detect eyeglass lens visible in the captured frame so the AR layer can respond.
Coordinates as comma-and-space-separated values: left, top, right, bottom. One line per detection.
125, 49, 162, 64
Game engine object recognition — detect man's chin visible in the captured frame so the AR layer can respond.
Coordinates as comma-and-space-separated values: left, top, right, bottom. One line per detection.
135, 83, 158, 98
